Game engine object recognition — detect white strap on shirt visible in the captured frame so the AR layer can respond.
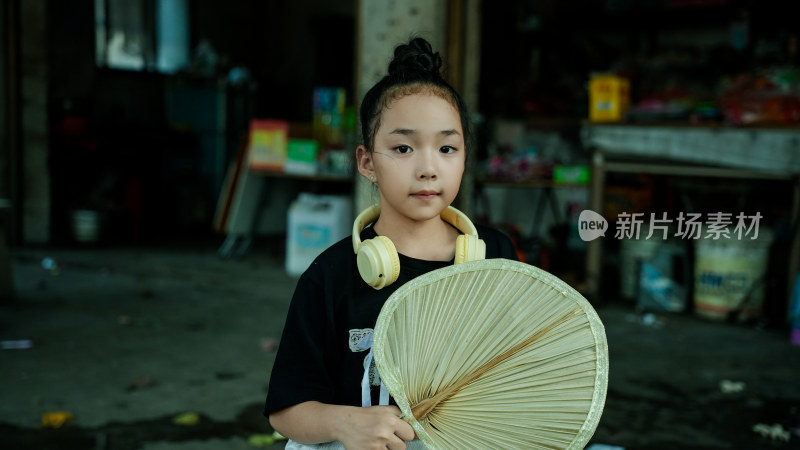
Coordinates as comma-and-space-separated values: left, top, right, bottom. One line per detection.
361, 347, 389, 407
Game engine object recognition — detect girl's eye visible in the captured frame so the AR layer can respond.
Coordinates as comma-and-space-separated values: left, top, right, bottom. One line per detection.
394, 145, 412, 154
440, 146, 456, 154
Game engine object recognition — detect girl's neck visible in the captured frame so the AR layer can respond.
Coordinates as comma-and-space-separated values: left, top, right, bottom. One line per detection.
373, 212, 459, 262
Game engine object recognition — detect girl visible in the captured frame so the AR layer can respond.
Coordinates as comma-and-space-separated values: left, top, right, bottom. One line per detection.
264, 37, 518, 449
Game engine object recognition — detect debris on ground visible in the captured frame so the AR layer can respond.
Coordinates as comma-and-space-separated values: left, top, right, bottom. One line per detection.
41, 411, 74, 428
586, 444, 625, 450
719, 379, 746, 393
1, 339, 33, 350
625, 312, 665, 329
247, 434, 275, 447
260, 337, 278, 352
41, 257, 60, 275
752, 423, 791, 442
172, 412, 200, 426
248, 431, 287, 447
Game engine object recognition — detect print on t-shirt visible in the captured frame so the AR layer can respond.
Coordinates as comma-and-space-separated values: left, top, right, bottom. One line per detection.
349, 328, 381, 387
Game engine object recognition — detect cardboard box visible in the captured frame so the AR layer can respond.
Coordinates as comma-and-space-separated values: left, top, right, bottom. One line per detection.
285, 194, 353, 276
248, 119, 288, 171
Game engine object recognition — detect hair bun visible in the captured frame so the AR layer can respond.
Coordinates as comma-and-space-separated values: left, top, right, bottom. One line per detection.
388, 37, 442, 76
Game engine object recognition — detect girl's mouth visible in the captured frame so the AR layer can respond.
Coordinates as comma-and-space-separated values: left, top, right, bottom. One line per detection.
411, 191, 439, 201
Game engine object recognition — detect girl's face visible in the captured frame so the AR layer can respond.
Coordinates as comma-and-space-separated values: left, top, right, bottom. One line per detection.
357, 92, 466, 224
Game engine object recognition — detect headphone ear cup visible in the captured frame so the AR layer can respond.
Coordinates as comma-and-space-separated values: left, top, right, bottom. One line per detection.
455, 234, 486, 264
356, 236, 400, 289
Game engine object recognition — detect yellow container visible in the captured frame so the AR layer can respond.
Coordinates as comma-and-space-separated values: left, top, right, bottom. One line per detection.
589, 74, 630, 122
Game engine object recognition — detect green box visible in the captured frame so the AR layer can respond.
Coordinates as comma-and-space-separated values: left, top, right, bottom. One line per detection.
553, 165, 590, 185
285, 139, 320, 175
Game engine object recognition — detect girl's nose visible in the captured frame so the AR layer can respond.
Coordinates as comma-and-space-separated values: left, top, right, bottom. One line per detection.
417, 149, 438, 180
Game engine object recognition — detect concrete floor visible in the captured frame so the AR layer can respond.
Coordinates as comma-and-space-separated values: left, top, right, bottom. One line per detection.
1, 237, 799, 449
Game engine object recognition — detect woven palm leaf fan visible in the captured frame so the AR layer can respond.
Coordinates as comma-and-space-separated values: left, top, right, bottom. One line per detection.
373, 258, 608, 450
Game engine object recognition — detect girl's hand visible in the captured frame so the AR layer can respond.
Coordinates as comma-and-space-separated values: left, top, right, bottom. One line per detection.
269, 402, 416, 449
335, 405, 416, 450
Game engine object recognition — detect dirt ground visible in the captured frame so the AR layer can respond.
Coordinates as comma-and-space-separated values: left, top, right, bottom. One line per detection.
1, 238, 798, 449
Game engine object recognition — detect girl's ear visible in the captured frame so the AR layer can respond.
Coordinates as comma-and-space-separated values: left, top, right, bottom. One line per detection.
356, 145, 375, 181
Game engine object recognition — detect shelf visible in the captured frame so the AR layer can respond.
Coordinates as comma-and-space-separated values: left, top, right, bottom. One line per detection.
250, 169, 353, 183
476, 178, 588, 188
583, 123, 800, 176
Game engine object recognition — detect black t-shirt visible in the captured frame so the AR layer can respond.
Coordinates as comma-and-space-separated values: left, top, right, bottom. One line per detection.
264, 224, 519, 416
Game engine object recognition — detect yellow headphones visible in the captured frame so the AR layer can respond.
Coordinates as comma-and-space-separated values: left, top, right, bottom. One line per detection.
352, 203, 486, 289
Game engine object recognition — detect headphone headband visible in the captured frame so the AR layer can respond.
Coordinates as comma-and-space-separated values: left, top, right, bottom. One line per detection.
352, 204, 478, 253
352, 203, 485, 289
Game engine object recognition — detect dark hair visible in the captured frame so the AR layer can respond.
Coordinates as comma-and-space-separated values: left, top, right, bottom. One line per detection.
359, 37, 472, 154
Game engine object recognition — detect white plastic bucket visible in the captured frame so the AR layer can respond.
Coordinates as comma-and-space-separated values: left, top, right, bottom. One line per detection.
693, 229, 773, 321
71, 210, 106, 243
